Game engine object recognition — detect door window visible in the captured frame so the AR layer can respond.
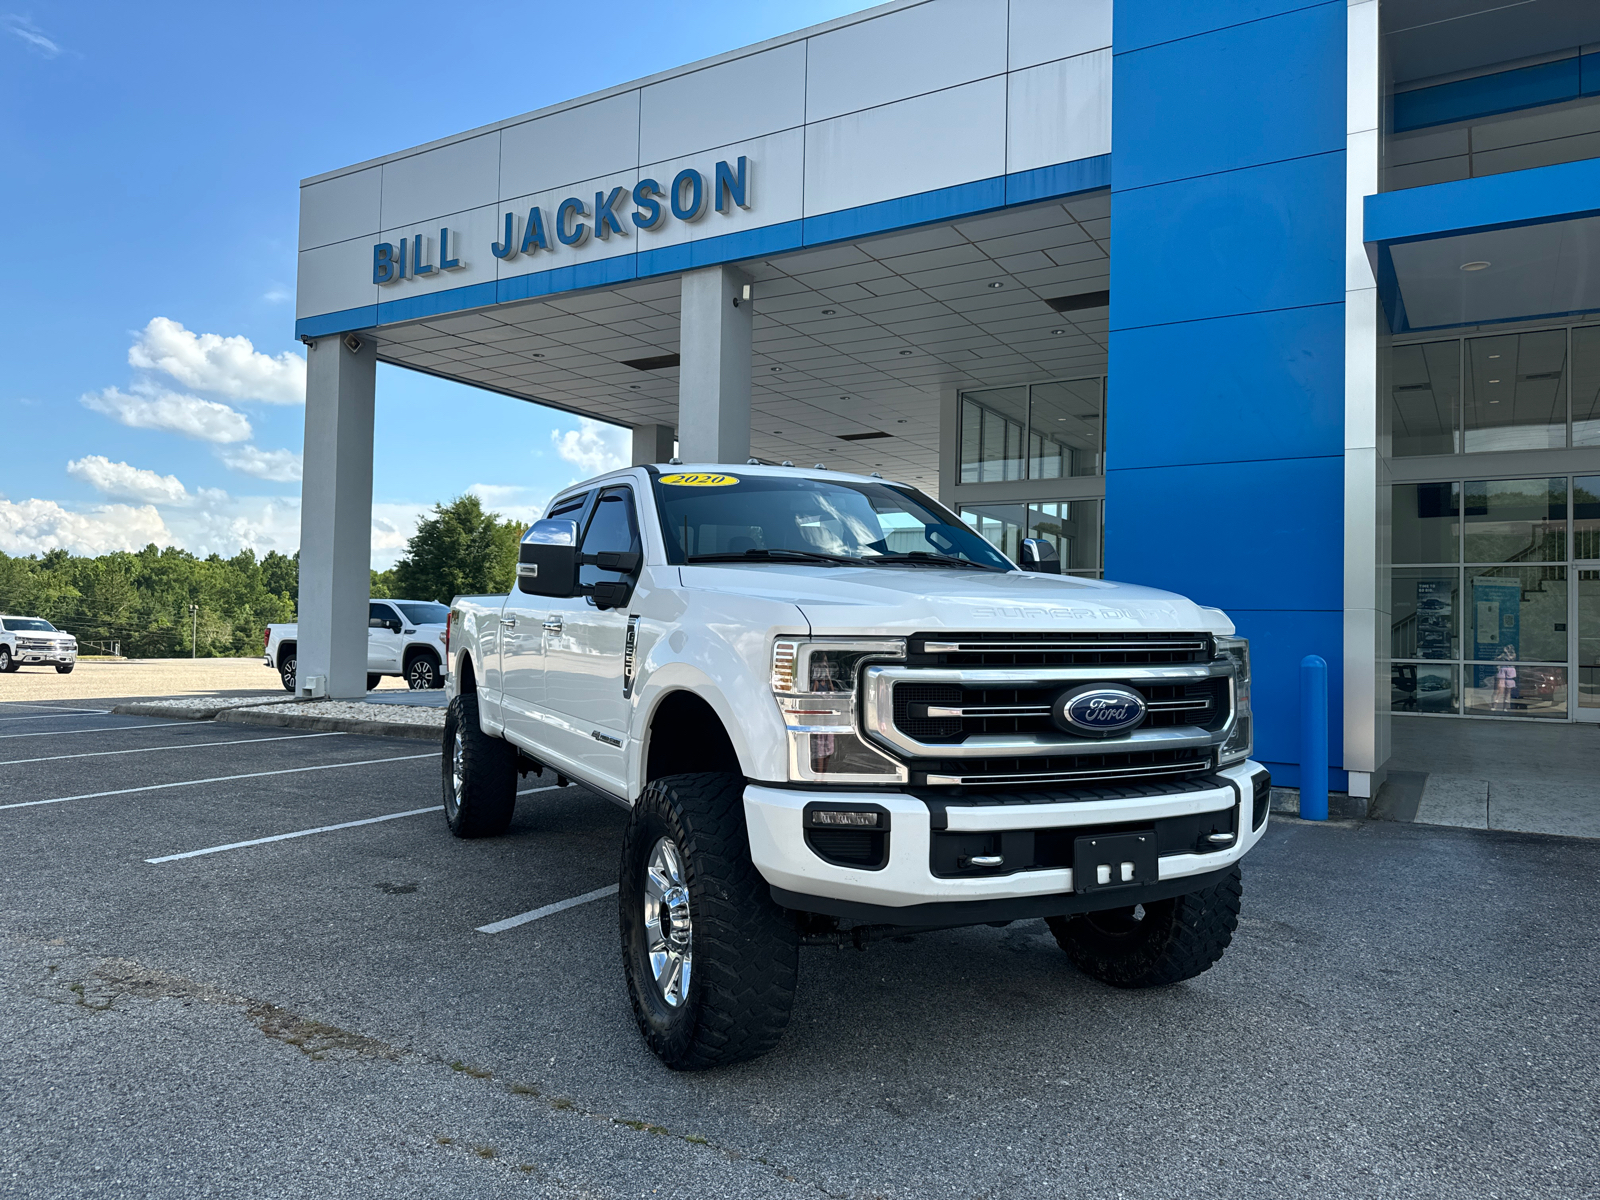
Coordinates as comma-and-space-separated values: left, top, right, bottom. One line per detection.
369, 602, 399, 629
579, 488, 640, 593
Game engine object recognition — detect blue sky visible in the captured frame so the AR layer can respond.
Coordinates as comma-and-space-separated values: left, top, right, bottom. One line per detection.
0, 1, 874, 567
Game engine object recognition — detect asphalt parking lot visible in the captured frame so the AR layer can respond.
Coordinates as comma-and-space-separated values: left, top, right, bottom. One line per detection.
1, 696, 1597, 1199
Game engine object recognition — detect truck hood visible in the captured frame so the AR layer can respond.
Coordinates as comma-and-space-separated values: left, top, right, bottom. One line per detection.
677, 565, 1233, 636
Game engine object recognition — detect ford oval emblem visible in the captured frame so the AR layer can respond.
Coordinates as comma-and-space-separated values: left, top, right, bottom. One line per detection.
1052, 683, 1147, 737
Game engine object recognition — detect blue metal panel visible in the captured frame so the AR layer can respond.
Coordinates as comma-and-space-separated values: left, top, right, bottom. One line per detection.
1114, 0, 1335, 54
1393, 57, 1580, 132
1112, 151, 1344, 329
375, 280, 498, 326
1231, 608, 1345, 788
1112, 4, 1345, 192
1584, 51, 1600, 96
1105, 456, 1344, 612
636, 220, 804, 278
1005, 155, 1111, 206
295, 305, 379, 338
1364, 156, 1600, 245
801, 176, 1007, 246
1108, 304, 1345, 468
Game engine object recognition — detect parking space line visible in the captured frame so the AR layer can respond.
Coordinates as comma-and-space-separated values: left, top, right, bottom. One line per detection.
0, 731, 346, 767
0, 720, 199, 740
146, 805, 443, 863
0, 710, 114, 724
476, 885, 619, 934
518, 784, 562, 796
0, 703, 111, 714
0, 752, 438, 812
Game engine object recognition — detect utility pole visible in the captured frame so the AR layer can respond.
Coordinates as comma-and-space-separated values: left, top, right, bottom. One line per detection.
190, 604, 198, 659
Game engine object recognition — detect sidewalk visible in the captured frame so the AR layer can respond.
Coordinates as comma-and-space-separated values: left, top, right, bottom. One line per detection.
1378, 716, 1600, 838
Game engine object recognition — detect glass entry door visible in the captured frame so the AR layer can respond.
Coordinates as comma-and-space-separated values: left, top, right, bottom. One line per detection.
1577, 476, 1600, 721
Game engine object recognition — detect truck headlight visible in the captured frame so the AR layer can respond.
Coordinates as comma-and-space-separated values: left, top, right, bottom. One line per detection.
772, 639, 908, 784
1215, 635, 1252, 766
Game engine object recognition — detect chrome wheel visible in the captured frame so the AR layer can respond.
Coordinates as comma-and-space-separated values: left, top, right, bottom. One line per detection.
643, 836, 693, 1007
448, 727, 465, 817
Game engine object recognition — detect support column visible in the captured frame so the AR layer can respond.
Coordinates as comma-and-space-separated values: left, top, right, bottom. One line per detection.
677, 264, 752, 465
631, 423, 677, 466
297, 333, 376, 700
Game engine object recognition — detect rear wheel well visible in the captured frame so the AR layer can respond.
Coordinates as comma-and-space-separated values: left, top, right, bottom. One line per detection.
455, 652, 477, 694
646, 691, 741, 782
404, 643, 440, 667
279, 640, 296, 660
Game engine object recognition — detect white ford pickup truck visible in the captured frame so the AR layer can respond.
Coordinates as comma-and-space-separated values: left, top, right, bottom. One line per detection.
445, 464, 1267, 1070
264, 599, 450, 692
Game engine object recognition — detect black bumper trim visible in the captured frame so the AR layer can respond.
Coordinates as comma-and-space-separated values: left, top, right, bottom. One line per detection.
770, 864, 1238, 927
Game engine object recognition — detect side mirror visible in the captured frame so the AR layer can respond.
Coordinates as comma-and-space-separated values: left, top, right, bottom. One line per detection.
1019, 538, 1061, 574
517, 519, 580, 596
368, 617, 387, 629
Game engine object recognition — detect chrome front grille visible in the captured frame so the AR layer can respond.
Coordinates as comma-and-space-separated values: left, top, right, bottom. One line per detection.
861, 634, 1238, 789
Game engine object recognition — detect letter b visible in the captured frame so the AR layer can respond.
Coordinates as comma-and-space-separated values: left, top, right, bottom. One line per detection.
372, 242, 397, 284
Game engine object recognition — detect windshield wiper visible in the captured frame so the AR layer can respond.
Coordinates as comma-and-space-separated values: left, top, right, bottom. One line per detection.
686, 548, 856, 568
871, 552, 1005, 572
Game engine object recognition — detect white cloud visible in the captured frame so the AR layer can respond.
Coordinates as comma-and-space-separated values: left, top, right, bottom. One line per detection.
262, 286, 292, 304
0, 497, 170, 556
67, 456, 190, 505
4, 15, 59, 57
550, 418, 628, 478
218, 445, 302, 482
82, 383, 252, 443
465, 482, 550, 526
129, 317, 305, 405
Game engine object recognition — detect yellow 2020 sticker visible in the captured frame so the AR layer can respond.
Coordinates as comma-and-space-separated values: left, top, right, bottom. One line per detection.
659, 473, 740, 487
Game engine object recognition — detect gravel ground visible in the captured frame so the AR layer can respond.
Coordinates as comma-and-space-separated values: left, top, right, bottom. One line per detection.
0, 657, 412, 705
233, 700, 447, 728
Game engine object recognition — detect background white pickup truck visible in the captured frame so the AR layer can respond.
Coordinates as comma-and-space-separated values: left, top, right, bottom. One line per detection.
443, 464, 1267, 1070
264, 599, 450, 692
0, 615, 78, 674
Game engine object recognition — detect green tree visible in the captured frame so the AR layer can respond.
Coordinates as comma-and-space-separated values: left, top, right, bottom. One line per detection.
390, 495, 523, 603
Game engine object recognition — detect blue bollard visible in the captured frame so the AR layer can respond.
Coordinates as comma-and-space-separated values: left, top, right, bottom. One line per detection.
1299, 655, 1329, 821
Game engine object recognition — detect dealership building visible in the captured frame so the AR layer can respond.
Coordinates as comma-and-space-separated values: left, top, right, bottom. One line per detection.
293, 0, 1600, 802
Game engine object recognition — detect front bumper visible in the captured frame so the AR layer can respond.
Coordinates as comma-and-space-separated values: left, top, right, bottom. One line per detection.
15, 644, 75, 664
745, 760, 1268, 921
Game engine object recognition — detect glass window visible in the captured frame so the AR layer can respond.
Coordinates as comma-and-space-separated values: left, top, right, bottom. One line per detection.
1028, 380, 1102, 478
1464, 663, 1567, 718
960, 387, 1027, 482
579, 488, 640, 589
1579, 566, 1600, 714
369, 602, 399, 625
1576, 476, 1600, 561
1390, 340, 1459, 456
1464, 478, 1566, 562
1392, 482, 1461, 563
1572, 326, 1600, 446
1391, 662, 1459, 714
394, 602, 449, 625
1463, 331, 1567, 452
1465, 566, 1567, 663
959, 503, 1024, 561
1391, 569, 1459, 659
1025, 500, 1102, 575
1, 618, 55, 631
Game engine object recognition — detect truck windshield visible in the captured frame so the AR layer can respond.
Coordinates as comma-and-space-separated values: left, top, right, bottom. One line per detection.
653, 474, 1011, 571
393, 602, 450, 625
2, 618, 55, 631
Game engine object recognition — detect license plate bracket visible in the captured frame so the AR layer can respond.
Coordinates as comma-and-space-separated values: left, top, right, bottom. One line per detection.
1073, 829, 1158, 895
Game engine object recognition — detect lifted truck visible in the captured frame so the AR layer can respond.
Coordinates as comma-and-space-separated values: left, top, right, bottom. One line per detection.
445, 464, 1267, 1069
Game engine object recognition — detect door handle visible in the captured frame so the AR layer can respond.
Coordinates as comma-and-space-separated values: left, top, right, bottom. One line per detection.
543, 616, 564, 633
501, 616, 517, 628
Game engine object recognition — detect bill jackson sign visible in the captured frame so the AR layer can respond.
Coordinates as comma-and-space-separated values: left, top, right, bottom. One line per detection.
372, 156, 751, 285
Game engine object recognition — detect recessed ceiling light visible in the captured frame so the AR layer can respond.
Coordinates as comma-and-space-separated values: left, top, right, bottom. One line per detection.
629, 384, 640, 389
1490, 400, 1501, 404
1489, 379, 1500, 383
1051, 329, 1066, 335
840, 395, 850, 401
899, 350, 914, 356
773, 430, 783, 434
896, 419, 907, 423
531, 352, 545, 358
987, 281, 1006, 289
769, 365, 783, 372
821, 308, 836, 315
1489, 354, 1501, 359
1460, 261, 1491, 271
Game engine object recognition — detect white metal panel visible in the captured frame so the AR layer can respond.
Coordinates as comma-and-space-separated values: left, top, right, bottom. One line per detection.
377, 204, 499, 303
804, 0, 1008, 123
640, 42, 807, 163
380, 133, 499, 230
494, 170, 644, 284
299, 166, 382, 252
1007, 0, 1111, 71
500, 91, 641, 200
1006, 49, 1111, 174
296, 236, 380, 320
804, 76, 1008, 217
638, 128, 804, 252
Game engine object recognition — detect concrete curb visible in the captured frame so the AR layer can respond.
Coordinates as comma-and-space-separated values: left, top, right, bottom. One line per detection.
216, 707, 443, 742
110, 701, 280, 720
